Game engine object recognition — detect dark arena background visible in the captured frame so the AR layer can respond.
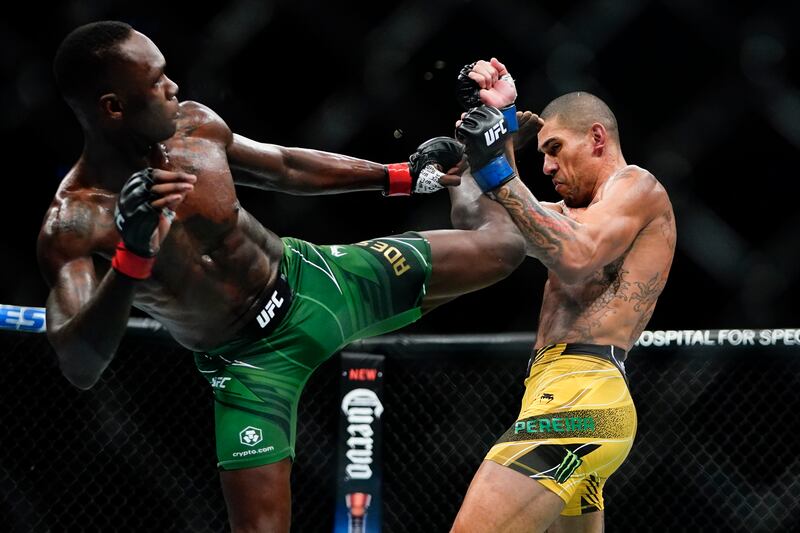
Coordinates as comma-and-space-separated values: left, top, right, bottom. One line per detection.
2, 1, 799, 532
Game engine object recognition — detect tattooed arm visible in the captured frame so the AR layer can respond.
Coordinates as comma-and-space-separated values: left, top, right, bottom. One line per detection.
37, 196, 137, 390
493, 159, 666, 283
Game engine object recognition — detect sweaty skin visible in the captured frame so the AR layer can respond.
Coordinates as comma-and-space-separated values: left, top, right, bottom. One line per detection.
457, 58, 676, 354
495, 163, 676, 352
42, 29, 527, 532
39, 101, 370, 352
38, 29, 405, 393
462, 58, 676, 350
451, 57, 676, 533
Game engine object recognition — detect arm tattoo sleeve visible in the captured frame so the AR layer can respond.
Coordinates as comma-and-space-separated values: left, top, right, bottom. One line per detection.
494, 182, 579, 267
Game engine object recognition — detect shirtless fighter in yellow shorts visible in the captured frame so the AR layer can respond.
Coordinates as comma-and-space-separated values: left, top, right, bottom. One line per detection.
451, 58, 676, 532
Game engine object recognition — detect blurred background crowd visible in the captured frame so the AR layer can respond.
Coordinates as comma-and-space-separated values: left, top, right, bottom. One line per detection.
2, 0, 798, 334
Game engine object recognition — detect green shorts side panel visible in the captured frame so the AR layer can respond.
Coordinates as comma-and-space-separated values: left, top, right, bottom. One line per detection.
196, 232, 432, 470
197, 344, 311, 469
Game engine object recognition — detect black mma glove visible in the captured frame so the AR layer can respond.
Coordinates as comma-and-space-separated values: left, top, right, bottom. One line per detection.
456, 62, 483, 109
385, 136, 464, 195
456, 61, 519, 133
112, 168, 160, 279
455, 105, 516, 193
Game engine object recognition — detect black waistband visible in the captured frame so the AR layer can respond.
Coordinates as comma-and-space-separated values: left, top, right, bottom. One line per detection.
541, 343, 627, 362
238, 274, 293, 339
533, 343, 628, 381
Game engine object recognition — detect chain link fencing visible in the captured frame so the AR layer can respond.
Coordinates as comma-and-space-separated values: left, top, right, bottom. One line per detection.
2, 332, 799, 532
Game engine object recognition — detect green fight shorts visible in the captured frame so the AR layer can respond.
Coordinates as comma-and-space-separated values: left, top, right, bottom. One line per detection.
194, 233, 432, 470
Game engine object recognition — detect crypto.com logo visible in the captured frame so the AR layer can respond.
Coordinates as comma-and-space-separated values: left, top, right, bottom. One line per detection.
239, 426, 263, 447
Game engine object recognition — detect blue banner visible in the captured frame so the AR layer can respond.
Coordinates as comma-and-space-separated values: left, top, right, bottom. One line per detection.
0, 305, 46, 333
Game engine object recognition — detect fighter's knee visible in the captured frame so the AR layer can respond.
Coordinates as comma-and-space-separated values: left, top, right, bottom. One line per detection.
450, 512, 472, 533
490, 230, 526, 276
450, 196, 482, 230
451, 504, 491, 533
230, 514, 288, 533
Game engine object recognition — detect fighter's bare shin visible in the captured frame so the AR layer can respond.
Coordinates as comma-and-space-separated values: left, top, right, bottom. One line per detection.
449, 170, 516, 232
456, 106, 580, 272
421, 170, 525, 309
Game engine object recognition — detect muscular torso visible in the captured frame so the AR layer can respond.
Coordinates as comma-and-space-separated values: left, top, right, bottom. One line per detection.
536, 174, 676, 353
44, 102, 284, 350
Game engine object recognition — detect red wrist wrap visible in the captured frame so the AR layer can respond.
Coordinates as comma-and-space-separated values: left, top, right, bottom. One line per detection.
385, 163, 412, 196
111, 242, 155, 280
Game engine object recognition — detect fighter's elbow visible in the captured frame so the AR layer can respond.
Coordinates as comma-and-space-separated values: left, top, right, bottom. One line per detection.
552, 255, 596, 285
52, 342, 108, 390
63, 369, 100, 390
555, 240, 607, 283
553, 265, 585, 285
58, 355, 104, 390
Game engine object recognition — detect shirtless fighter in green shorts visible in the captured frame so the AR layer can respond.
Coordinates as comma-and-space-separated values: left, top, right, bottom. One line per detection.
38, 22, 526, 532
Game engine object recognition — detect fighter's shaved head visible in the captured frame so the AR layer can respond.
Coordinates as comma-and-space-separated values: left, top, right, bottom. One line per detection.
540, 92, 619, 143
53, 20, 133, 105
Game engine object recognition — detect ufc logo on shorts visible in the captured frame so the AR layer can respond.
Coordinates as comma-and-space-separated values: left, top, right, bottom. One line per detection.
210, 376, 231, 389
257, 290, 285, 328
484, 120, 507, 146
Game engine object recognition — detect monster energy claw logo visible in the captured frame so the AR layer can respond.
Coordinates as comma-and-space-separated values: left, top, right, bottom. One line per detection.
553, 450, 582, 484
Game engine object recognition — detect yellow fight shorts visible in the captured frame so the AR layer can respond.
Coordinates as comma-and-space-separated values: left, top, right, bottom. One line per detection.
485, 343, 637, 516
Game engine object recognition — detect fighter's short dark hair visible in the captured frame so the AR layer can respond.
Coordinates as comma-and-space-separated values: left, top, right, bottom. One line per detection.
53, 20, 133, 103
541, 92, 620, 143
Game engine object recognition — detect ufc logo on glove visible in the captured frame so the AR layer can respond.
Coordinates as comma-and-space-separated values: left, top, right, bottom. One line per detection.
484, 120, 508, 146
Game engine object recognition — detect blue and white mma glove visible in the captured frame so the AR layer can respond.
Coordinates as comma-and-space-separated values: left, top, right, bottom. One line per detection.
456, 62, 518, 133
455, 105, 516, 193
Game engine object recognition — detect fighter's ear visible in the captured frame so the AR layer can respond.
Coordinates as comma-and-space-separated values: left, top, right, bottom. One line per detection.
99, 93, 123, 120
590, 123, 607, 155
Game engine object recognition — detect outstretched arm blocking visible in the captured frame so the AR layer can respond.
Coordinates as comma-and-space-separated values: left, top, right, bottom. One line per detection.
228, 135, 386, 194
228, 134, 463, 196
